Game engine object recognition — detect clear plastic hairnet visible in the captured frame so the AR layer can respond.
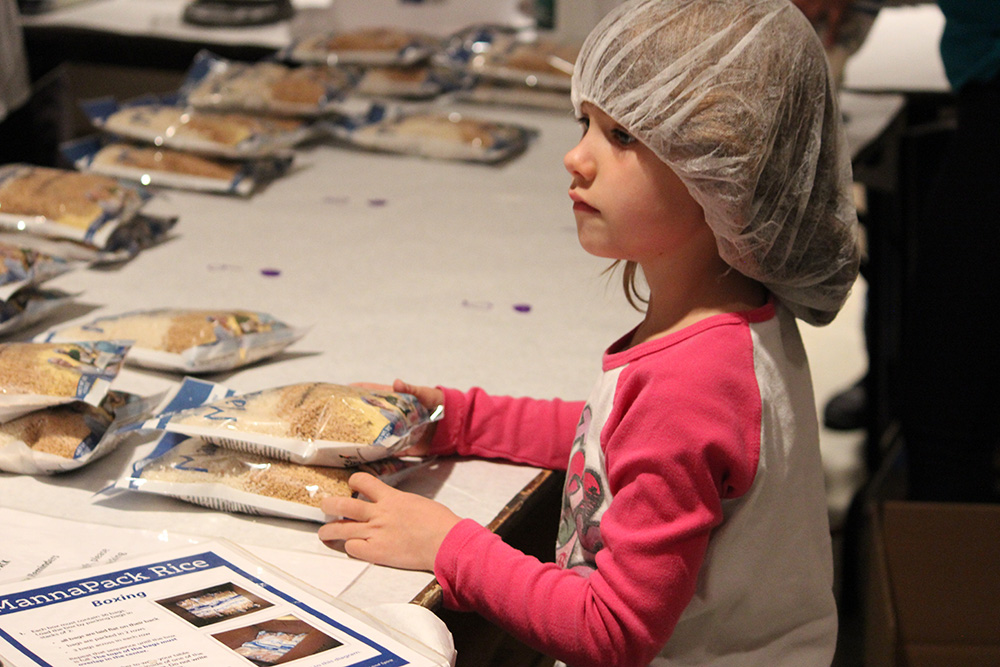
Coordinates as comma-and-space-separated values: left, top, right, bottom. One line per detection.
572, 0, 861, 326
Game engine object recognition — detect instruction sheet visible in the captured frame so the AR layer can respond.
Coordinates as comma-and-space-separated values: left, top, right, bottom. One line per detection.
0, 540, 446, 667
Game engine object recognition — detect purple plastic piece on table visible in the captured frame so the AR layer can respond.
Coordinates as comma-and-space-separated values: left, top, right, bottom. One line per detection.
261, 268, 281, 277
513, 303, 532, 313
368, 199, 387, 207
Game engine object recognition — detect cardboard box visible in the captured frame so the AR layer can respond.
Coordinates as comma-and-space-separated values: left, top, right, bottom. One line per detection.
866, 499, 1000, 666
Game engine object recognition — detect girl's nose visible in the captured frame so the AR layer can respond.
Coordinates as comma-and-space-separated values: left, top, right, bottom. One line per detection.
564, 140, 594, 182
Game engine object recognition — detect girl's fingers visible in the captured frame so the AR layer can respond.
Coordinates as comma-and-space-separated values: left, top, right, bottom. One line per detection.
350, 381, 393, 392
318, 517, 366, 543
321, 493, 373, 521
347, 471, 392, 500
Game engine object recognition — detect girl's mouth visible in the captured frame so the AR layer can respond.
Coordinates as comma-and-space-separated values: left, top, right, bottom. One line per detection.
570, 193, 598, 214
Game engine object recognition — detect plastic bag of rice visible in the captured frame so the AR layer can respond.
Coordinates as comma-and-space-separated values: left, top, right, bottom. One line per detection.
83, 97, 316, 160
0, 164, 148, 247
0, 287, 75, 336
0, 208, 178, 265
64, 136, 293, 197
452, 79, 572, 112
437, 25, 577, 92
283, 27, 439, 67
0, 341, 130, 422
329, 105, 534, 163
113, 433, 433, 522
182, 50, 354, 118
0, 240, 78, 301
145, 381, 441, 466
36, 308, 306, 374
352, 65, 450, 100
0, 390, 161, 474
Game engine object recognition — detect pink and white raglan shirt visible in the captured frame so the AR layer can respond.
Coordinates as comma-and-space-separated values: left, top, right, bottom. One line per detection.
429, 301, 838, 666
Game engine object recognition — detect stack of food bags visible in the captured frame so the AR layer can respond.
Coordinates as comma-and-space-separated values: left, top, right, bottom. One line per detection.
107, 377, 441, 522
436, 25, 578, 111
69, 83, 311, 198
69, 45, 352, 198
0, 162, 176, 335
0, 340, 150, 475
279, 27, 537, 163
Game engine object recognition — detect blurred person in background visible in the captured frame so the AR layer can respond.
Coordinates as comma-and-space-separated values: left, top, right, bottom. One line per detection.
794, 0, 1000, 503
1, 0, 31, 134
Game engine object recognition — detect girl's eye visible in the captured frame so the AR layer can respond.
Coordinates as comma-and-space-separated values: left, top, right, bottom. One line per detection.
611, 128, 636, 146
576, 115, 590, 136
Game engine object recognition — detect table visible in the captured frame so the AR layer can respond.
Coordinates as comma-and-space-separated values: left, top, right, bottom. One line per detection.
0, 100, 636, 614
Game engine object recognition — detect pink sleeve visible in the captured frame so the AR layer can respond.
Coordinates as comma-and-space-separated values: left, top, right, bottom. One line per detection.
428, 386, 585, 471
434, 350, 761, 666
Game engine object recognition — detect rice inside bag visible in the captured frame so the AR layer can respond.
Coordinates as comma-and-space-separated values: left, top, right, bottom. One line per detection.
182, 51, 353, 117
86, 98, 314, 159
0, 164, 148, 247
0, 341, 129, 422
115, 433, 432, 521
438, 26, 577, 91
147, 382, 440, 466
285, 27, 439, 66
37, 308, 306, 373
352, 65, 448, 100
0, 390, 157, 474
65, 137, 293, 197
0, 241, 77, 301
331, 106, 534, 163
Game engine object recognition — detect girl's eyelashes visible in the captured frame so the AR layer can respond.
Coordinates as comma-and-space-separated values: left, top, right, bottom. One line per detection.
574, 113, 634, 146
611, 128, 636, 146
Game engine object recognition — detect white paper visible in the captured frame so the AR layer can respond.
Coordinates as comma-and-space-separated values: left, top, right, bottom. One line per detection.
0, 540, 447, 667
0, 508, 368, 598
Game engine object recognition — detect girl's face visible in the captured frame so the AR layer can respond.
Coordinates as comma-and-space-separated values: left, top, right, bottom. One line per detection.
564, 103, 707, 266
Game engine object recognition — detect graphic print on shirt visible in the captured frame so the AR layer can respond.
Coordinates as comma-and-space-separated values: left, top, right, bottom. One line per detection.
555, 404, 610, 572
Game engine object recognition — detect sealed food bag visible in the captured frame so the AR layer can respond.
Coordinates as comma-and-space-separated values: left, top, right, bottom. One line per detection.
352, 65, 449, 100
0, 287, 75, 336
37, 308, 306, 374
285, 27, 439, 67
438, 25, 577, 92
182, 51, 353, 117
0, 341, 129, 422
114, 433, 434, 521
147, 382, 441, 466
84, 97, 314, 159
0, 240, 78, 301
0, 164, 148, 247
0, 207, 177, 265
453, 79, 572, 112
331, 105, 534, 163
65, 137, 293, 197
0, 390, 160, 475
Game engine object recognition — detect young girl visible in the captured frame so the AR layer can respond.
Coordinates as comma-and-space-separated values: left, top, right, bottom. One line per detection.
319, 1, 861, 664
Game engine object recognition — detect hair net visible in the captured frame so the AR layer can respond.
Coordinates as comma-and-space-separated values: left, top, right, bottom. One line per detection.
571, 0, 861, 326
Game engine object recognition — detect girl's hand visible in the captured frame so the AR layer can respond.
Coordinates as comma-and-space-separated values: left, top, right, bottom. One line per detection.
319, 472, 461, 572
351, 379, 444, 456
